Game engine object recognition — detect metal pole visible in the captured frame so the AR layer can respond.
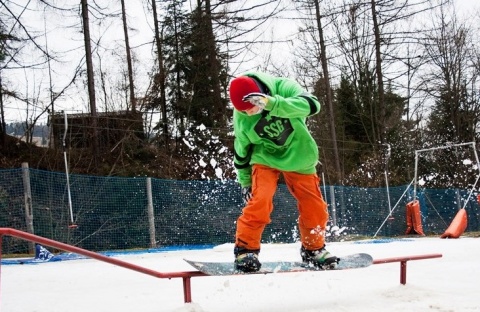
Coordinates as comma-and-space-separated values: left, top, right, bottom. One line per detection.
63, 111, 75, 226
473, 142, 480, 168
329, 185, 336, 227
413, 150, 419, 201
0, 227, 205, 303
462, 171, 480, 209
321, 172, 327, 204
384, 144, 392, 216
21, 162, 35, 253
415, 142, 474, 153
414, 142, 479, 210
0, 233, 3, 297
461, 142, 480, 209
146, 177, 156, 248
373, 179, 415, 237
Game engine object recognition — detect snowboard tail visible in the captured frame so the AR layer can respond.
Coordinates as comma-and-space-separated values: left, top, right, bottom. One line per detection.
185, 253, 373, 276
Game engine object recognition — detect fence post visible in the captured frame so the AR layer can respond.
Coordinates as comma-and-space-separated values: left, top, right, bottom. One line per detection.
21, 162, 35, 253
455, 189, 463, 210
146, 177, 156, 248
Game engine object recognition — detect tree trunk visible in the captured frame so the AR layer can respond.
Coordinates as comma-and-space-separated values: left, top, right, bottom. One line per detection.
120, 0, 136, 113
0, 73, 5, 148
203, 0, 225, 128
81, 0, 99, 166
151, 0, 169, 146
314, 0, 343, 182
371, 0, 386, 145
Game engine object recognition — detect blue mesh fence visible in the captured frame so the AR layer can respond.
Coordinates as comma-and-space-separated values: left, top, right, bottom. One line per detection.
1, 168, 479, 254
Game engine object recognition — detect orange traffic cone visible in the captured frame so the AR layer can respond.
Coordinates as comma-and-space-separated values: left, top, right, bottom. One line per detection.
440, 208, 467, 239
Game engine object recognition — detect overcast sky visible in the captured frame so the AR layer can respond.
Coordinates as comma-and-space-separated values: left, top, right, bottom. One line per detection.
2, 0, 479, 126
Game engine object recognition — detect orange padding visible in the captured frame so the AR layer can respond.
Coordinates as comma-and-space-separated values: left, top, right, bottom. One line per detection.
440, 208, 467, 239
405, 200, 425, 236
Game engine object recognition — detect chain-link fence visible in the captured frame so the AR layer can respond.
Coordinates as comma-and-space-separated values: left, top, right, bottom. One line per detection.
1, 166, 479, 254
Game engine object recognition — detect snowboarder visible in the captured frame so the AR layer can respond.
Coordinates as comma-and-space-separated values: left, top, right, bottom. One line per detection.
229, 72, 338, 272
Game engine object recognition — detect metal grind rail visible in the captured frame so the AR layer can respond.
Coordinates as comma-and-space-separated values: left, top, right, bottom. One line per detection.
372, 253, 443, 284
0, 228, 442, 304
0, 228, 205, 303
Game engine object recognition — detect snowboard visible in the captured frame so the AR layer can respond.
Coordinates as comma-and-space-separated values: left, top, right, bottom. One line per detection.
185, 253, 373, 276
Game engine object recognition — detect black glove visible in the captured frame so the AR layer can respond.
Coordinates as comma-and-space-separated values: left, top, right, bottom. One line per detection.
241, 186, 253, 205
242, 92, 268, 109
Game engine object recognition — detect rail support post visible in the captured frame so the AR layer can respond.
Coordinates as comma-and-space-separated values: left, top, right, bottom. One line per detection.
183, 276, 192, 303
373, 253, 442, 285
0, 233, 3, 301
400, 260, 407, 284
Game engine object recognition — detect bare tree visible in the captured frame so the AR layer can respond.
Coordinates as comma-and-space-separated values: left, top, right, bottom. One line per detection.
293, 0, 342, 182
202, 0, 224, 127
0, 2, 48, 148
421, 4, 480, 144
150, 0, 169, 145
312, 0, 342, 182
370, 0, 386, 144
145, 0, 285, 144
291, 0, 445, 185
337, 2, 379, 149
120, 0, 136, 112
80, 0, 99, 166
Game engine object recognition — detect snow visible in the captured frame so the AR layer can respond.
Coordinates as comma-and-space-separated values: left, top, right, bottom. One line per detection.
198, 159, 207, 168
2, 237, 479, 312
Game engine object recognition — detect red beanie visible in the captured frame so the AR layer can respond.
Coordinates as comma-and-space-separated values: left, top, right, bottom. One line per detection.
229, 76, 261, 111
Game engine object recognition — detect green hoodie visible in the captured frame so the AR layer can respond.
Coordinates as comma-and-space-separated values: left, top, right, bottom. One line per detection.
233, 72, 322, 187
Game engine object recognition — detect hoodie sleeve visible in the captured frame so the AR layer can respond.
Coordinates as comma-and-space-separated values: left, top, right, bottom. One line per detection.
233, 111, 253, 187
264, 78, 321, 118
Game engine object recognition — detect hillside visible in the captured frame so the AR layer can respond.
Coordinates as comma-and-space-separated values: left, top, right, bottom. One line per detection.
0, 134, 204, 179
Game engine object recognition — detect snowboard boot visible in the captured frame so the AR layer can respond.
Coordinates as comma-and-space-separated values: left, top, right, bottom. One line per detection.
234, 246, 261, 273
301, 245, 338, 270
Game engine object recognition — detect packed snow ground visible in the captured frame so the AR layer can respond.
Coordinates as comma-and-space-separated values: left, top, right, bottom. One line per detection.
2, 236, 479, 312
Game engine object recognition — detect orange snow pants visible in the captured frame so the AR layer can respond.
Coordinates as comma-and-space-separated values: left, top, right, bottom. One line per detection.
235, 164, 329, 251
